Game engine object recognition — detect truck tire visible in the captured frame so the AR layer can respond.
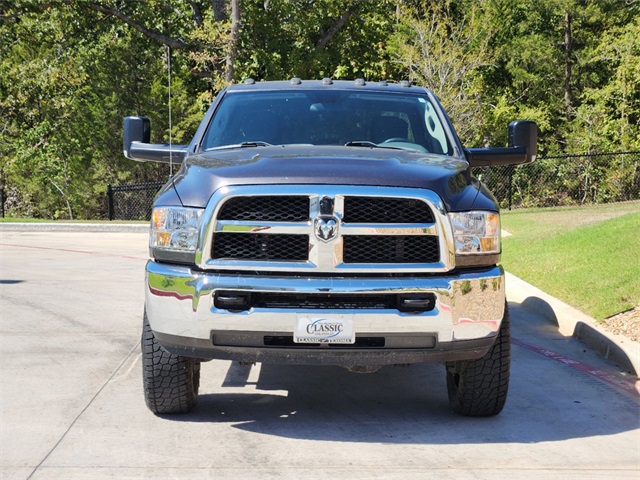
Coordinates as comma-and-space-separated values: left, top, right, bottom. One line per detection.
445, 302, 510, 417
142, 311, 200, 414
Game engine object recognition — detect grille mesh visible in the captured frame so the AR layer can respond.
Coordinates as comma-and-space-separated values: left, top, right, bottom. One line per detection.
343, 235, 439, 263
252, 293, 398, 309
343, 197, 434, 223
218, 196, 309, 222
212, 233, 308, 261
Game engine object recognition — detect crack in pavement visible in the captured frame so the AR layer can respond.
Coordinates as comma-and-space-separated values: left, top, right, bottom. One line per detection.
25, 341, 142, 480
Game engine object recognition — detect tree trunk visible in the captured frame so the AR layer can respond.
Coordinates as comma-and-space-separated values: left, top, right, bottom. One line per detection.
89, 3, 189, 50
226, 0, 240, 83
187, 0, 204, 25
564, 11, 572, 121
211, 0, 228, 22
316, 1, 365, 50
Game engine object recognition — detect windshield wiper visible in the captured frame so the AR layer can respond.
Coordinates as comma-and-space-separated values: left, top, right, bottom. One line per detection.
239, 141, 273, 147
204, 141, 273, 152
344, 141, 402, 150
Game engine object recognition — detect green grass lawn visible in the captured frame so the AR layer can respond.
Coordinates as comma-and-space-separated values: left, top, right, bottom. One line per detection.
0, 217, 51, 223
501, 201, 640, 320
0, 217, 146, 224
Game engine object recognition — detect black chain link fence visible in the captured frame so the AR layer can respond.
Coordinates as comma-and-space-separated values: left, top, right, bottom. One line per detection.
474, 151, 640, 209
106, 182, 165, 221
98, 151, 639, 221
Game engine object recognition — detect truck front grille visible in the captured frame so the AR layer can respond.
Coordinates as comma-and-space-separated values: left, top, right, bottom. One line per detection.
205, 188, 447, 271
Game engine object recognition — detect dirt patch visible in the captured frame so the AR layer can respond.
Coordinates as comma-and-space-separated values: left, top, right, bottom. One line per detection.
602, 306, 639, 343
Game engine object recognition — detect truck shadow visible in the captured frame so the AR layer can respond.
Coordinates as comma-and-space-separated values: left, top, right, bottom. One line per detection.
166, 341, 638, 445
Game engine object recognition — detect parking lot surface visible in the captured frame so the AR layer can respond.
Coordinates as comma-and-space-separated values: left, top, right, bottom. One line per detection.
1, 231, 638, 479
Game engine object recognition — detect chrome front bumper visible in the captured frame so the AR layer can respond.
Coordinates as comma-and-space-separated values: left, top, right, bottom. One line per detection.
145, 261, 505, 365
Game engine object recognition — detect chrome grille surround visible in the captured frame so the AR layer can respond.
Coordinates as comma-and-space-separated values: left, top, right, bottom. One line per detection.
196, 185, 455, 273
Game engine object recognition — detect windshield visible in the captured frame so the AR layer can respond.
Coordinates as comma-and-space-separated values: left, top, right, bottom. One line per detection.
200, 89, 453, 155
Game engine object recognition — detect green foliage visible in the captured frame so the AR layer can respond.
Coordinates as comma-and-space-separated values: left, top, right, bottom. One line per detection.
1, 0, 638, 219
236, 0, 398, 81
389, 0, 492, 144
478, 152, 639, 210
482, 0, 638, 153
568, 16, 640, 153
1, 3, 174, 219
186, 12, 232, 97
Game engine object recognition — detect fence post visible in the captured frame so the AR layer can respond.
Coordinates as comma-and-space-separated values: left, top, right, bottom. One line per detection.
508, 165, 514, 211
0, 187, 4, 218
107, 184, 114, 221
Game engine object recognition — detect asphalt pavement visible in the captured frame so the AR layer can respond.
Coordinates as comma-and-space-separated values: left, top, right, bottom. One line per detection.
1, 227, 638, 479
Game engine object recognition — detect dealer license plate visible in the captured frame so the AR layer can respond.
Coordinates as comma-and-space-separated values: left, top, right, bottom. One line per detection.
294, 314, 355, 344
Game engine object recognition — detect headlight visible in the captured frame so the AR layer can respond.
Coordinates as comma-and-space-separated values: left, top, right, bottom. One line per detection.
449, 211, 500, 255
151, 207, 204, 252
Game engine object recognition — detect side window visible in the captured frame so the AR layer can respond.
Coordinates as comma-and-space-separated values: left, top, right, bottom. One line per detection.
202, 106, 230, 148
423, 102, 447, 153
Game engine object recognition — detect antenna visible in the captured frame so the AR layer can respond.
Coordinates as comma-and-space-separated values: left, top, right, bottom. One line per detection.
165, 45, 173, 178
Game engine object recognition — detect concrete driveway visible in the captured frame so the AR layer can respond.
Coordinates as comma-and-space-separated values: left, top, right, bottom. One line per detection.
1, 231, 638, 479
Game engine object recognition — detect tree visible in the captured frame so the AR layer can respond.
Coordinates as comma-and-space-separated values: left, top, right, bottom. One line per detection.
235, 0, 397, 81
1, 0, 638, 218
1, 2, 175, 218
568, 13, 640, 152
481, 0, 637, 153
389, 1, 493, 144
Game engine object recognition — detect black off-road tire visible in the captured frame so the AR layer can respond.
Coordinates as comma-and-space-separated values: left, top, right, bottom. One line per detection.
142, 311, 200, 414
445, 302, 511, 417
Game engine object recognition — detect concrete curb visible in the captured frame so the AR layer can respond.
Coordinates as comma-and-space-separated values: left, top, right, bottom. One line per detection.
506, 272, 640, 375
0, 222, 149, 233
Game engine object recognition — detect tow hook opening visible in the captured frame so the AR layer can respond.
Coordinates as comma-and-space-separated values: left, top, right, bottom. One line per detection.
397, 293, 436, 313
214, 292, 252, 312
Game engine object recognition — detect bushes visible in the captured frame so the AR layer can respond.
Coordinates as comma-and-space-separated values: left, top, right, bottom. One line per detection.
474, 152, 640, 209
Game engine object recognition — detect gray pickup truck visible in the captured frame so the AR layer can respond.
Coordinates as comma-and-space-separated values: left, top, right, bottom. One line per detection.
124, 79, 536, 417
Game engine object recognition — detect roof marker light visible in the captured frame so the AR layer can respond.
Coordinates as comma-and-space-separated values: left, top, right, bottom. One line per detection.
354, 78, 366, 86
322, 78, 333, 86
244, 78, 255, 85
290, 77, 302, 85
400, 80, 411, 88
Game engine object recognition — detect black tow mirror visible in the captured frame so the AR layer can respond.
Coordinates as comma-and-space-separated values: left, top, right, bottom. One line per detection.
123, 116, 188, 163
123, 117, 151, 158
508, 120, 537, 162
465, 120, 538, 167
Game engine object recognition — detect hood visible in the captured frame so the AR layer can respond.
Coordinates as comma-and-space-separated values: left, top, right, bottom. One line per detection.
165, 145, 488, 212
